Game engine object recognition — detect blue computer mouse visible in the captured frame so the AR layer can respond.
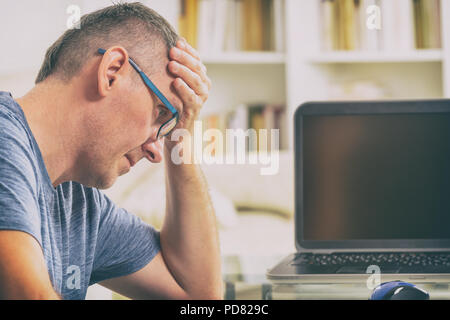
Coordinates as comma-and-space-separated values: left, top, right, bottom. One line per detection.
370, 281, 430, 300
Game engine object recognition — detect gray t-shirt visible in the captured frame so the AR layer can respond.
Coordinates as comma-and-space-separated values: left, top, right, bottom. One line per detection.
0, 91, 160, 299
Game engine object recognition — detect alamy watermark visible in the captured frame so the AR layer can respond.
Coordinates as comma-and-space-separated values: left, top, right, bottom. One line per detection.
66, 5, 81, 29
366, 4, 381, 30
66, 265, 81, 290
366, 265, 381, 290
168, 121, 280, 176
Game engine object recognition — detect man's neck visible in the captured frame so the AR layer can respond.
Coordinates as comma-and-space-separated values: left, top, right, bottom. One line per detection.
16, 80, 81, 187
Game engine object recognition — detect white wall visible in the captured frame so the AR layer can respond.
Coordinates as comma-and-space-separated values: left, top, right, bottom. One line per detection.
0, 0, 77, 96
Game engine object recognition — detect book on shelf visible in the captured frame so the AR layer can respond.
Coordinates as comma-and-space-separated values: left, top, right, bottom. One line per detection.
320, 0, 338, 50
273, 0, 285, 52
178, 0, 285, 53
413, 0, 441, 49
361, 0, 382, 51
264, 104, 286, 151
320, 0, 381, 51
339, 0, 357, 51
224, 0, 243, 52
226, 104, 248, 131
247, 104, 266, 151
242, 0, 264, 51
222, 103, 287, 152
197, 0, 215, 53
201, 113, 225, 157
197, 0, 228, 54
319, 0, 440, 52
201, 103, 286, 155
380, 0, 414, 51
179, 0, 198, 48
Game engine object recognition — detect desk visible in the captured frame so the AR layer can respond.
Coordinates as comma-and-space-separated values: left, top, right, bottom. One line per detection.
222, 255, 450, 300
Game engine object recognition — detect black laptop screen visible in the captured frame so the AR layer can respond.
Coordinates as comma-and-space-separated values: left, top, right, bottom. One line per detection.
302, 113, 450, 241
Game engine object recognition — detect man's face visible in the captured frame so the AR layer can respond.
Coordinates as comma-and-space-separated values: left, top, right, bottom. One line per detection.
79, 51, 181, 189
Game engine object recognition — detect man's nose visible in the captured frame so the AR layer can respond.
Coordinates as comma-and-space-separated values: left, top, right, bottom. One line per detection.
142, 135, 164, 163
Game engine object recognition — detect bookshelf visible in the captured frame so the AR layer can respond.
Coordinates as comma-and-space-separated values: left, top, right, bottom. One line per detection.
171, 0, 450, 150
202, 52, 286, 65
176, 0, 289, 151
2, 0, 450, 152
306, 49, 443, 63
285, 0, 449, 149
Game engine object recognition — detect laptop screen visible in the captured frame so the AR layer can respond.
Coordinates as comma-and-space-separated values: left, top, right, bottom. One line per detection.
301, 112, 450, 243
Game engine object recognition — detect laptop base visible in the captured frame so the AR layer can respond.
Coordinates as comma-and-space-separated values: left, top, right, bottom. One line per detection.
267, 253, 450, 284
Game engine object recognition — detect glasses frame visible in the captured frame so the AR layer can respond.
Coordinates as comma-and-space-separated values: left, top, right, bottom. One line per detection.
97, 48, 179, 139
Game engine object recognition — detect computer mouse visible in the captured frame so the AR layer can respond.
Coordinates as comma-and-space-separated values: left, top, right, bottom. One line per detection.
370, 281, 430, 300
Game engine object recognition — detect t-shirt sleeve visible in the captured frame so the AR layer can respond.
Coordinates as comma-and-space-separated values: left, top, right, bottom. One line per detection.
90, 190, 161, 284
0, 111, 41, 245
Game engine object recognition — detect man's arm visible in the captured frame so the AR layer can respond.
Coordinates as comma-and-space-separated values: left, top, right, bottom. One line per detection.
98, 158, 222, 300
0, 230, 60, 299
100, 154, 222, 300
100, 39, 222, 299
158, 39, 222, 299
159, 148, 223, 299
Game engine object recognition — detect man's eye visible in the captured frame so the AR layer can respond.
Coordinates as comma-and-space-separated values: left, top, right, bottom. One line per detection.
157, 106, 169, 120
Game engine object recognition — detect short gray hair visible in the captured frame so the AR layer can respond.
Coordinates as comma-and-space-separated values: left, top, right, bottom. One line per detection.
35, 2, 179, 84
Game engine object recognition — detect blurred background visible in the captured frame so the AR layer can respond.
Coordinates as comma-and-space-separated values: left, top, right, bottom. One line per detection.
0, 0, 447, 299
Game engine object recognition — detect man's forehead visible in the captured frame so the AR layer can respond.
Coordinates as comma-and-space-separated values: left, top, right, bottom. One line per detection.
151, 69, 183, 112
135, 50, 182, 112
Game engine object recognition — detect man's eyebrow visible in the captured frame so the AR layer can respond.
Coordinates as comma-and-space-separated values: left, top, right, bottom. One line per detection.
166, 98, 182, 113
157, 96, 181, 114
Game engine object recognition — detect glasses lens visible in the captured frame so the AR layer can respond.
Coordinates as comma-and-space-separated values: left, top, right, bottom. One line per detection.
158, 117, 178, 138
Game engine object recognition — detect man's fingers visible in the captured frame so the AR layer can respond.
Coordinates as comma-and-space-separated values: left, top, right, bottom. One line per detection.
170, 46, 203, 74
170, 47, 209, 87
169, 61, 209, 99
173, 78, 202, 114
177, 38, 201, 61
169, 39, 210, 122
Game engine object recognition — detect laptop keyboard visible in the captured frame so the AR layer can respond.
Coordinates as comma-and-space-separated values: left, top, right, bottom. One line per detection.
292, 252, 450, 267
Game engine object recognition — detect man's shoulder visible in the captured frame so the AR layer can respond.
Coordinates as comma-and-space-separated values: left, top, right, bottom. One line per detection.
0, 91, 23, 120
0, 114, 34, 167
0, 92, 30, 142
0, 92, 44, 194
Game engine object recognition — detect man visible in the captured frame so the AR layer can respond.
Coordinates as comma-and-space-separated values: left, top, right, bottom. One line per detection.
0, 3, 222, 299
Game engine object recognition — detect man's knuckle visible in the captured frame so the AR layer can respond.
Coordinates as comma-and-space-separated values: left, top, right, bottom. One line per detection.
194, 62, 202, 73
191, 72, 199, 84
186, 108, 195, 118
188, 94, 196, 105
197, 95, 205, 106
201, 83, 209, 96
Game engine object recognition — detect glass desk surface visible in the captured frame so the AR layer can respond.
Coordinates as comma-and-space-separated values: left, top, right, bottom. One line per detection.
221, 255, 450, 300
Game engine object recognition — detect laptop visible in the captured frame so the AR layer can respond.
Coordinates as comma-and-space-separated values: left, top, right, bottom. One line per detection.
267, 100, 450, 283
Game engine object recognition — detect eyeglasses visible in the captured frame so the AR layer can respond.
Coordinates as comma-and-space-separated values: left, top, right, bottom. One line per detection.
97, 48, 179, 140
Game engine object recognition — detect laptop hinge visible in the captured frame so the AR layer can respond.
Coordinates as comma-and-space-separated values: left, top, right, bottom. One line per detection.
296, 248, 450, 254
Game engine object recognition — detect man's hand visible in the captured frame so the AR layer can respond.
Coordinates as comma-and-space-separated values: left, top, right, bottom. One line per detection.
167, 38, 212, 144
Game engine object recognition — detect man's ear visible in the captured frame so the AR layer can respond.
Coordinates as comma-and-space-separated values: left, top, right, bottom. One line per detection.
97, 46, 130, 97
